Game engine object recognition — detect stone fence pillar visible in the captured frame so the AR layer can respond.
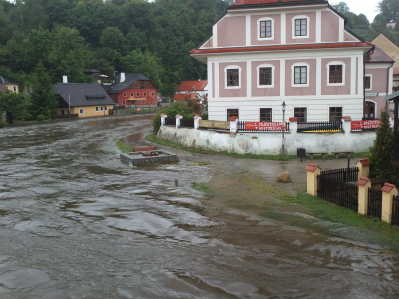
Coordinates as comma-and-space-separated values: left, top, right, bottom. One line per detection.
288, 117, 297, 133
160, 114, 167, 126
356, 177, 371, 215
342, 116, 351, 133
194, 115, 202, 130
175, 114, 183, 129
356, 158, 371, 181
305, 163, 321, 196
381, 183, 398, 224
230, 119, 238, 133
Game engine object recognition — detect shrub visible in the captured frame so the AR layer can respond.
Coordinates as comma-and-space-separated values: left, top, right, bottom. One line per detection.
0, 120, 7, 127
37, 114, 47, 122
201, 113, 208, 120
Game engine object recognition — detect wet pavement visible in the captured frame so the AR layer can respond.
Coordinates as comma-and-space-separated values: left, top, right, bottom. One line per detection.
0, 115, 399, 298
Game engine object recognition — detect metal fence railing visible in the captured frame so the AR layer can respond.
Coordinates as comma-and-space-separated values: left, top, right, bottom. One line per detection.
368, 188, 383, 219
392, 196, 399, 226
320, 167, 359, 183
297, 121, 342, 132
165, 118, 176, 126
180, 118, 194, 128
237, 121, 289, 132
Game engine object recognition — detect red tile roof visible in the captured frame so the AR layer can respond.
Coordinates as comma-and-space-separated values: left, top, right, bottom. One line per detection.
230, 0, 326, 6
381, 182, 396, 193
176, 80, 207, 92
173, 93, 199, 101
358, 158, 371, 166
305, 163, 319, 172
356, 177, 370, 186
342, 116, 352, 121
394, 68, 399, 75
366, 47, 395, 63
191, 42, 373, 55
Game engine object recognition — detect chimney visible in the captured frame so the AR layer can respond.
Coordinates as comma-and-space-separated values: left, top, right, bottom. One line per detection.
63, 76, 68, 83
120, 72, 125, 83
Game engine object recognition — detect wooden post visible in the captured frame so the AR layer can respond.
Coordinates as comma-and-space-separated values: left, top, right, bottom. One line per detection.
356, 158, 371, 181
356, 177, 371, 215
305, 163, 321, 196
381, 183, 398, 224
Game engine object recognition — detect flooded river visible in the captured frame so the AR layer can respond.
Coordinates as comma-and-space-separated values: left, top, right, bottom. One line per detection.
0, 115, 399, 298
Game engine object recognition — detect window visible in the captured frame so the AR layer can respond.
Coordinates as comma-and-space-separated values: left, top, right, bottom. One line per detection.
60, 110, 65, 115
294, 66, 307, 84
141, 81, 145, 89
364, 75, 371, 90
329, 65, 343, 84
260, 108, 272, 122
104, 106, 108, 111
123, 92, 127, 97
122, 100, 126, 105
136, 92, 140, 97
294, 108, 307, 123
259, 67, 272, 86
13, 86, 16, 92
227, 69, 239, 87
295, 19, 307, 36
79, 108, 84, 114
151, 101, 153, 105
260, 21, 272, 38
227, 109, 239, 121
95, 107, 99, 112
130, 92, 133, 97
144, 92, 147, 96
100, 106, 104, 111
152, 92, 155, 96
329, 107, 342, 122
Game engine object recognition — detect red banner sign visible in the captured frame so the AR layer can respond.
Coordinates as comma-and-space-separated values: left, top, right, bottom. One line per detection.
351, 120, 382, 130
244, 122, 287, 131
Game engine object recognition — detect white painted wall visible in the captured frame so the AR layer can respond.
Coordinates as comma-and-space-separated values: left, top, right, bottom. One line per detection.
157, 120, 377, 155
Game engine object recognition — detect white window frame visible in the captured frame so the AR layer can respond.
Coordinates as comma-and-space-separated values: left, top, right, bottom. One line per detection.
260, 107, 273, 122
95, 106, 99, 112
257, 17, 274, 41
79, 108, 84, 114
104, 106, 108, 111
291, 62, 310, 87
327, 61, 346, 87
292, 15, 310, 39
257, 64, 275, 88
224, 65, 242, 89
365, 74, 372, 90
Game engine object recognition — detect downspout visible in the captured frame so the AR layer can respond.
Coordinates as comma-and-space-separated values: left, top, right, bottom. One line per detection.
363, 46, 375, 118
386, 63, 393, 109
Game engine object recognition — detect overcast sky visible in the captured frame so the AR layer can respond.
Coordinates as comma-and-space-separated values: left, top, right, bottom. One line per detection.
330, 0, 380, 23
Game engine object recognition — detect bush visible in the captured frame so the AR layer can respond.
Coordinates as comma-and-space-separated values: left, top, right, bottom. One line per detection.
201, 113, 208, 120
0, 120, 7, 127
37, 114, 47, 122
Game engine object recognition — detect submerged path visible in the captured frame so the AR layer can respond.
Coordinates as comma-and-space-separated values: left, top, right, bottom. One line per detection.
0, 115, 398, 298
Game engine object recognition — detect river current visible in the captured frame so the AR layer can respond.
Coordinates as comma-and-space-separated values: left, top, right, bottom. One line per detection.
0, 115, 398, 298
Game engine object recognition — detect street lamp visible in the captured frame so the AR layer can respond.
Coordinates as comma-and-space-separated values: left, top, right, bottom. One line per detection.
281, 101, 287, 158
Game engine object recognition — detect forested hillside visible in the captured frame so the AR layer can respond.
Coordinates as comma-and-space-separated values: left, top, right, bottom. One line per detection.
0, 0, 231, 96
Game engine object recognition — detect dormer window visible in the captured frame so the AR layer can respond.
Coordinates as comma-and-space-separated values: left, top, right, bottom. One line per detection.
258, 18, 274, 40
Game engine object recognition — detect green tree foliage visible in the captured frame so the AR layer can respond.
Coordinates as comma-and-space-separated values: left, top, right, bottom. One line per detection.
378, 0, 399, 22
331, 2, 350, 15
369, 108, 399, 186
29, 62, 59, 119
0, 90, 26, 124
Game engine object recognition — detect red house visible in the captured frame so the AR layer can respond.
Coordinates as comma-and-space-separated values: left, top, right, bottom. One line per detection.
104, 73, 158, 107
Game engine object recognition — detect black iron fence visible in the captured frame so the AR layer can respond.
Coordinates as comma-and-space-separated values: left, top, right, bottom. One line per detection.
320, 167, 359, 183
180, 118, 194, 128
297, 121, 342, 132
392, 196, 399, 226
317, 175, 358, 211
165, 117, 176, 126
368, 188, 383, 219
237, 121, 289, 132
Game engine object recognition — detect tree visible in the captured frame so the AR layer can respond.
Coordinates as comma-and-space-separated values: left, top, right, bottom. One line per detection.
378, 0, 399, 22
369, 108, 399, 186
331, 2, 351, 15
0, 90, 26, 124
29, 62, 59, 119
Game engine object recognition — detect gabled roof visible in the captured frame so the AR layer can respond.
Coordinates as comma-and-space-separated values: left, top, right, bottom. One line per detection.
0, 75, 20, 85
53, 83, 114, 107
173, 93, 199, 101
105, 73, 157, 94
176, 80, 208, 92
393, 67, 399, 75
366, 47, 395, 63
229, 0, 327, 8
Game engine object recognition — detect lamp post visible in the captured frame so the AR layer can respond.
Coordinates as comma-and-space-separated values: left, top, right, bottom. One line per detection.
281, 101, 287, 158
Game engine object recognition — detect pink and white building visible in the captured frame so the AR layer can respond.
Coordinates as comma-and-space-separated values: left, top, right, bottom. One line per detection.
190, 0, 392, 121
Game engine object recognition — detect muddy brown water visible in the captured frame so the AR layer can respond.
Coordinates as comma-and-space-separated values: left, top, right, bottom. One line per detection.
0, 115, 399, 298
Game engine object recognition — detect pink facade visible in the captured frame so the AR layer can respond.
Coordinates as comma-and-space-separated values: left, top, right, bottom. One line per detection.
219, 62, 247, 98
321, 58, 351, 95
251, 14, 281, 46
286, 12, 316, 44
203, 37, 213, 48
251, 60, 280, 97
321, 11, 339, 43
218, 16, 246, 47
285, 59, 317, 96
344, 32, 358, 42
365, 68, 389, 93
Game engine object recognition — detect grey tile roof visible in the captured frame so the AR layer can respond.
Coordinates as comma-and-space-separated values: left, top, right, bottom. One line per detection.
0, 75, 20, 85
53, 83, 115, 107
106, 73, 153, 94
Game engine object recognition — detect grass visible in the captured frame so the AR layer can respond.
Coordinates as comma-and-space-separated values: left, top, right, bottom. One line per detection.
146, 134, 297, 161
146, 134, 369, 161
192, 182, 215, 195
277, 192, 399, 248
116, 140, 133, 153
